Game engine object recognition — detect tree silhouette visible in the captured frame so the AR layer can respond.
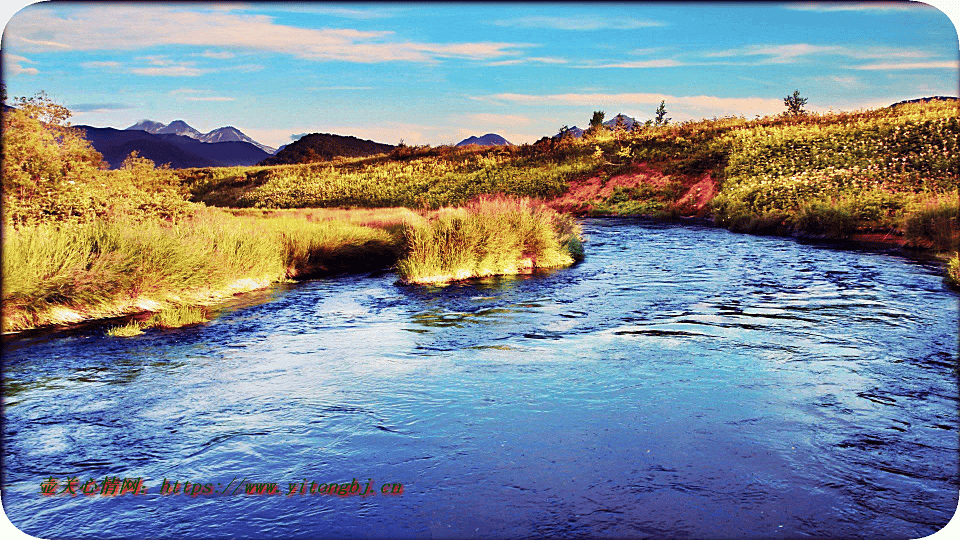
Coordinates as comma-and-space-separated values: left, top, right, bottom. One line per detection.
654, 101, 670, 126
784, 90, 808, 116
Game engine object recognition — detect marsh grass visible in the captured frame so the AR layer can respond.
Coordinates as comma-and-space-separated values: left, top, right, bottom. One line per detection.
947, 253, 960, 289
396, 196, 583, 284
147, 305, 209, 328
2, 208, 405, 332
904, 199, 959, 251
105, 320, 145, 337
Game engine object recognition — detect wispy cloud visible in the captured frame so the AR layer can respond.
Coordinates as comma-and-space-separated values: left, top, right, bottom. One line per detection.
128, 56, 211, 76
184, 96, 235, 102
68, 102, 132, 112
82, 60, 122, 69
5, 54, 39, 75
486, 56, 569, 67
784, 2, 935, 13
7, 5, 529, 64
575, 59, 685, 69
705, 43, 938, 66
854, 61, 958, 70
131, 66, 211, 77
196, 50, 236, 59
493, 16, 665, 30
269, 5, 403, 19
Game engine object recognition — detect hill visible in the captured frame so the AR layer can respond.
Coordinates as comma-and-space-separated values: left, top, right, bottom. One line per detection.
456, 134, 512, 146
76, 126, 271, 169
259, 133, 395, 165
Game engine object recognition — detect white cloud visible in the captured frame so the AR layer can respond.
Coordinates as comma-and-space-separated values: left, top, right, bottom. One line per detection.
575, 59, 685, 69
5, 54, 38, 75
197, 50, 236, 59
485, 56, 569, 67
6, 4, 529, 64
705, 43, 933, 65
784, 2, 935, 13
184, 96, 235, 102
82, 60, 122, 69
854, 61, 958, 70
493, 16, 665, 30
130, 66, 210, 77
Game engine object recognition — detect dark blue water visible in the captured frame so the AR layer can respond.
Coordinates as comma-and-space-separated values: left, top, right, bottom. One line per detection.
3, 219, 958, 539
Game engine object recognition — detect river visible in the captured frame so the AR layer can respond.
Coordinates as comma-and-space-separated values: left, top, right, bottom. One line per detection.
2, 218, 957, 538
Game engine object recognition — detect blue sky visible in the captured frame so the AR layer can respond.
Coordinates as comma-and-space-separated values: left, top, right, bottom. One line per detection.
2, 1, 958, 149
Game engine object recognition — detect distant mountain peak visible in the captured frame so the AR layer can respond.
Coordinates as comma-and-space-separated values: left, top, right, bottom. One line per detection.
123, 118, 276, 154
126, 119, 167, 132
456, 133, 512, 147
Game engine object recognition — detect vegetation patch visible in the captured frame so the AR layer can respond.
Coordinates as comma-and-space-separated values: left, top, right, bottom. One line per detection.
396, 196, 583, 285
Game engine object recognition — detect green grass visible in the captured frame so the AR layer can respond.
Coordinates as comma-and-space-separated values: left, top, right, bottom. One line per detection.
2, 208, 405, 332
146, 305, 209, 328
106, 320, 144, 337
396, 196, 583, 284
947, 253, 960, 289
3, 197, 584, 332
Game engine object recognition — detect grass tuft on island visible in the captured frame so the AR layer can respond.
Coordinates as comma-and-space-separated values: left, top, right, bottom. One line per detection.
396, 196, 583, 285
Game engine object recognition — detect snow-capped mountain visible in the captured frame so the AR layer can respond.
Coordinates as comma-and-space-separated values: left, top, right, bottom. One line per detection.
125, 119, 277, 154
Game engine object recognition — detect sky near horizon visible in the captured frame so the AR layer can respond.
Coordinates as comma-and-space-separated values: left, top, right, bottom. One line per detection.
1, 2, 958, 149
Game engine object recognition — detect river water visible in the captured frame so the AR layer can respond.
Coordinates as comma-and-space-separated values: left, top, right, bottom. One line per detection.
2, 218, 957, 539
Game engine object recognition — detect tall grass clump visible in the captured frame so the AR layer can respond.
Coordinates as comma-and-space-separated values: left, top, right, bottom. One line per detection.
946, 253, 960, 289
396, 196, 583, 284
904, 199, 959, 251
2, 209, 407, 332
106, 320, 145, 337
146, 305, 209, 328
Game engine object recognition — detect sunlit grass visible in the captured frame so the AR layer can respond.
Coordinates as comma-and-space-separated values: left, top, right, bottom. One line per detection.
396, 196, 583, 285
146, 305, 209, 329
106, 320, 144, 337
2, 208, 405, 332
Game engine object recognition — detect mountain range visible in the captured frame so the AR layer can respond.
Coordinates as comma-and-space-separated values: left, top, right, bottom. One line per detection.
126, 119, 277, 154
75, 125, 273, 169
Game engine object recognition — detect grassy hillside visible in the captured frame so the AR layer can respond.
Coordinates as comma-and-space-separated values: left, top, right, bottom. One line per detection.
179, 98, 958, 285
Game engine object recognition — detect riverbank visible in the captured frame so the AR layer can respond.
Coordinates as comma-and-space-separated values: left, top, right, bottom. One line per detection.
2, 200, 584, 334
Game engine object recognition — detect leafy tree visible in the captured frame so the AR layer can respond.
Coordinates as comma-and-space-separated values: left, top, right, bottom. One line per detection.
586, 110, 607, 137
2, 92, 106, 225
784, 90, 808, 116
654, 101, 671, 126
631, 117, 644, 134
